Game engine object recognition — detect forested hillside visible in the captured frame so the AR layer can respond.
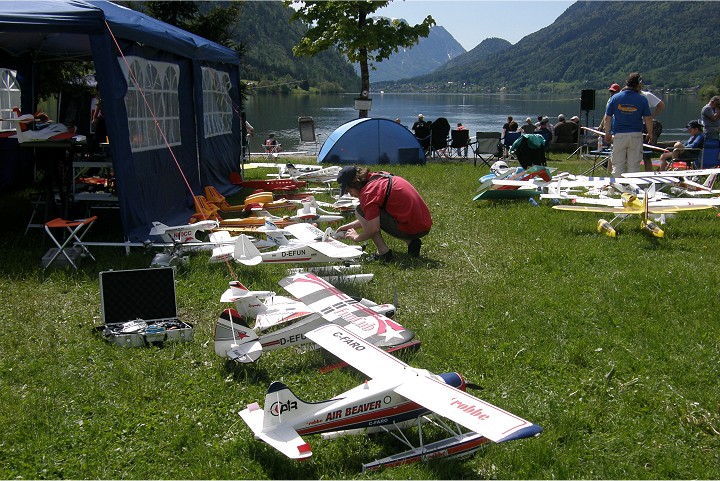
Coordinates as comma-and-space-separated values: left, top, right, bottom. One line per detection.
379, 1, 720, 93
232, 1, 359, 93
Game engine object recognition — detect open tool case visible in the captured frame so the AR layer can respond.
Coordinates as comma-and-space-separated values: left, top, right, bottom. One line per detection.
97, 267, 193, 347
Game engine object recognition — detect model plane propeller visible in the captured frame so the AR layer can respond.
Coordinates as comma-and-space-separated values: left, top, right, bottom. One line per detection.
239, 323, 541, 471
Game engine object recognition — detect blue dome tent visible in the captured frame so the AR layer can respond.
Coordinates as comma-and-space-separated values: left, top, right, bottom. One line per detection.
317, 118, 426, 165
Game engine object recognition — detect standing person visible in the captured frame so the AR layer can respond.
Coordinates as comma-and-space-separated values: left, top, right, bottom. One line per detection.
502, 116, 513, 142
701, 95, 720, 141
638, 78, 665, 171
597, 83, 621, 130
336, 166, 432, 261
455, 122, 469, 157
412, 114, 430, 150
604, 72, 653, 175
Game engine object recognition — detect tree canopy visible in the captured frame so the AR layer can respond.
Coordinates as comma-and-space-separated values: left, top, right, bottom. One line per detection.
287, 0, 434, 116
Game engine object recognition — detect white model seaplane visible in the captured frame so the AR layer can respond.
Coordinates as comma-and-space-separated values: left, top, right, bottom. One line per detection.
239, 323, 542, 471
233, 220, 363, 265
214, 273, 415, 364
280, 163, 341, 183
552, 184, 719, 238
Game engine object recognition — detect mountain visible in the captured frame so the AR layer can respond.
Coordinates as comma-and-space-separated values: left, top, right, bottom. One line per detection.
439, 37, 512, 70
378, 1, 720, 93
363, 24, 466, 82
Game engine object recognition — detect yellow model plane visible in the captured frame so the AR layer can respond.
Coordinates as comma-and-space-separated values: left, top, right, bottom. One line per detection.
552, 189, 719, 238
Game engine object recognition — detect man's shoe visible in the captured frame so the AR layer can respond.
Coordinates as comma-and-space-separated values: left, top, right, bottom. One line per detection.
366, 250, 393, 263
407, 238, 422, 258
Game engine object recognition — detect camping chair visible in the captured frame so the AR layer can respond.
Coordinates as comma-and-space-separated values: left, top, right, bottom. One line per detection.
413, 123, 431, 154
472, 132, 502, 168
263, 140, 282, 160
698, 138, 720, 169
298, 116, 319, 154
428, 117, 451, 159
449, 129, 470, 158
503, 131, 522, 159
42, 216, 97, 270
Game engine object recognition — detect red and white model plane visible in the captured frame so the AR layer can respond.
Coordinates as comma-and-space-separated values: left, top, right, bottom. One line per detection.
239, 323, 542, 471
213, 273, 414, 364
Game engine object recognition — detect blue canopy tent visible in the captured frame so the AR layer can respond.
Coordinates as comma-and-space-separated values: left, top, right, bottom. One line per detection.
0, 0, 243, 241
317, 118, 426, 165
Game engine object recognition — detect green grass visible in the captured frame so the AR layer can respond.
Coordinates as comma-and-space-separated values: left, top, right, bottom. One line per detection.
1, 155, 719, 479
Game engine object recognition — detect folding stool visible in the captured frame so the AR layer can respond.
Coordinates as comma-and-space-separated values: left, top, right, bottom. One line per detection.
43, 216, 97, 270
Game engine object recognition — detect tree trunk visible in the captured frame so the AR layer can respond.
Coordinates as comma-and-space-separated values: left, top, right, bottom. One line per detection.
358, 48, 370, 119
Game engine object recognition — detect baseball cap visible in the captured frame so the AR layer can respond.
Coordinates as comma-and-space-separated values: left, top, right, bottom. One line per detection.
686, 120, 702, 130
336, 166, 357, 196
608, 83, 621, 93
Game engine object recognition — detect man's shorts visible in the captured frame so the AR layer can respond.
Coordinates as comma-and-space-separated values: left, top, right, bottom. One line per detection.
357, 206, 429, 241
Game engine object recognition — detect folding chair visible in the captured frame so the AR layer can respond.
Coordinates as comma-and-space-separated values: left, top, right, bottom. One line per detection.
449, 129, 470, 158
298, 116, 319, 154
503, 131, 522, 159
428, 117, 451, 159
43, 216, 97, 270
698, 138, 720, 169
472, 132, 502, 168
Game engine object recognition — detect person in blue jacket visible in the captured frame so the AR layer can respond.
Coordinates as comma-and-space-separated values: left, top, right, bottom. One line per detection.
604, 72, 653, 174
659, 120, 705, 170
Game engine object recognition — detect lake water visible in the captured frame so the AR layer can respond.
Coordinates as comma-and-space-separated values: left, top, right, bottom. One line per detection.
244, 92, 706, 154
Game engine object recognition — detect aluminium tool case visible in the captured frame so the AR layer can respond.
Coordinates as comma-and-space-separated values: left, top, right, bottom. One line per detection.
96, 267, 193, 347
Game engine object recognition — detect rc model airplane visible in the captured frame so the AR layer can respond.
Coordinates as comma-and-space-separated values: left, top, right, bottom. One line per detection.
214, 273, 415, 364
552, 185, 718, 237
232, 220, 363, 265
239, 323, 541, 471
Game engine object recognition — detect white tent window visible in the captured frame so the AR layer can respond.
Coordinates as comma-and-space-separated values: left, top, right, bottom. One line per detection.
0, 69, 21, 131
201, 67, 232, 138
120, 57, 181, 152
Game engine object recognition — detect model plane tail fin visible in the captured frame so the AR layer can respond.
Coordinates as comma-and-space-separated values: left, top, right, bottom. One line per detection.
239, 399, 313, 460
220, 281, 274, 318
233, 234, 263, 265
213, 309, 262, 363
261, 381, 338, 430
262, 219, 290, 246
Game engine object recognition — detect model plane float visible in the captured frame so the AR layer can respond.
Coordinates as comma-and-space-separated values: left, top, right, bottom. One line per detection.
214, 273, 416, 365
232, 220, 363, 265
239, 323, 541, 471
552, 185, 719, 238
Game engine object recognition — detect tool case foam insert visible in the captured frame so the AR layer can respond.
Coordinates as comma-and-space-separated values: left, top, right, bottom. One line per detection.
97, 267, 193, 347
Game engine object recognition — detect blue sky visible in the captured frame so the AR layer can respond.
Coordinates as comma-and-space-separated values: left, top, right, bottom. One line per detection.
375, 0, 576, 51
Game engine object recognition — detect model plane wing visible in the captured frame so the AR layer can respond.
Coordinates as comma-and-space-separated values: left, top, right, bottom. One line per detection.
308, 239, 363, 259
280, 273, 411, 346
306, 325, 540, 443
552, 205, 633, 214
